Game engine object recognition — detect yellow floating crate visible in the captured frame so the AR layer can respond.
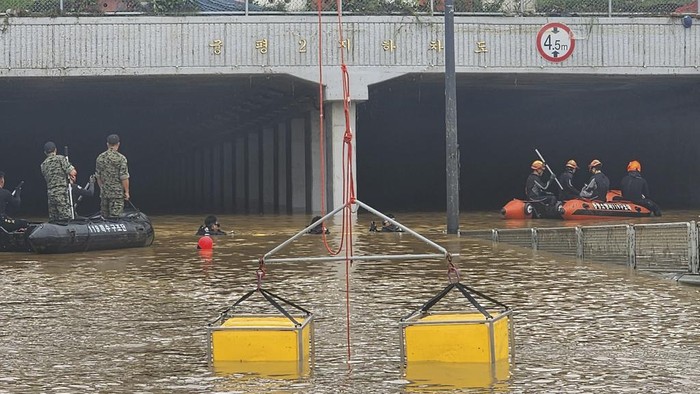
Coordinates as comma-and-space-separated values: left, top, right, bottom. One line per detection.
405, 360, 510, 389
401, 310, 512, 364
208, 314, 314, 363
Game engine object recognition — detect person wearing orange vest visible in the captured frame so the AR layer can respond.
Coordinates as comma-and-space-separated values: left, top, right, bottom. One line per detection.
557, 159, 581, 201
580, 159, 610, 202
621, 160, 661, 216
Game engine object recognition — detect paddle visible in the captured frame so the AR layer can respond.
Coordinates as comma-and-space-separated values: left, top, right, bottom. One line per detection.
535, 149, 563, 190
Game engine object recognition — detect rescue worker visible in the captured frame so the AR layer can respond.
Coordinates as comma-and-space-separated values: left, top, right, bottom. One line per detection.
95, 134, 130, 218
370, 213, 404, 232
40, 141, 77, 222
71, 174, 96, 217
580, 159, 610, 202
196, 215, 226, 236
0, 171, 29, 232
307, 216, 329, 234
557, 159, 581, 201
621, 160, 662, 216
525, 160, 557, 206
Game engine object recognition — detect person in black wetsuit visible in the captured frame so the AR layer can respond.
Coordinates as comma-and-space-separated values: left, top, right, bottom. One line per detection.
525, 160, 557, 205
580, 159, 610, 202
196, 215, 227, 236
0, 171, 29, 232
307, 216, 330, 234
621, 160, 661, 216
370, 213, 404, 232
557, 159, 581, 201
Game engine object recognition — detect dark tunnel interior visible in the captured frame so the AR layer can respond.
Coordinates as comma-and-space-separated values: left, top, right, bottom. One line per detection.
358, 74, 700, 213
1, 73, 699, 217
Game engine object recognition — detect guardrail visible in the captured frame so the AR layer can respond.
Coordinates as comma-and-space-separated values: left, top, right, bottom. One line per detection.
1, 0, 697, 17
461, 221, 699, 274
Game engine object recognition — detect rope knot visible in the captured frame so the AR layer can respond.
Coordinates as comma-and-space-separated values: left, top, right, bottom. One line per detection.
257, 258, 267, 289
446, 255, 460, 284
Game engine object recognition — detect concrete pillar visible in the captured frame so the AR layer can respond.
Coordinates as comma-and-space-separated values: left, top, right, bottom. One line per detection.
308, 109, 322, 213
194, 149, 203, 211
290, 118, 307, 213
276, 122, 287, 214
203, 147, 212, 210
262, 126, 275, 214
212, 145, 222, 211
326, 100, 357, 211
235, 136, 246, 213
248, 131, 260, 214
223, 141, 233, 213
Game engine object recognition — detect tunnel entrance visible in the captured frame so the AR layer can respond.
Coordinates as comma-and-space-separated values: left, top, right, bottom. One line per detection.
0, 74, 318, 216
358, 73, 700, 213
1, 73, 699, 217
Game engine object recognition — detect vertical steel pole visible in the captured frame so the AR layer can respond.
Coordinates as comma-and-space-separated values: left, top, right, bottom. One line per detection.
444, 0, 460, 234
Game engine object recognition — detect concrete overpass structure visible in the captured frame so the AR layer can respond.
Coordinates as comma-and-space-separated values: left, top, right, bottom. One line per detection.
0, 16, 698, 215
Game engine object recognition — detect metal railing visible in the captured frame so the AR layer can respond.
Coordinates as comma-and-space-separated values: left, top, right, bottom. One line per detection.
1, 0, 697, 17
462, 221, 700, 274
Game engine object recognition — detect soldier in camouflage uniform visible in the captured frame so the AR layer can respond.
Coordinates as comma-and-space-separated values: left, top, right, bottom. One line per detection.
95, 134, 130, 218
40, 141, 77, 222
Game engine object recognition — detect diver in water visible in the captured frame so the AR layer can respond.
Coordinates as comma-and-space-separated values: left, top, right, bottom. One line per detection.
307, 216, 330, 234
370, 214, 404, 233
196, 215, 226, 236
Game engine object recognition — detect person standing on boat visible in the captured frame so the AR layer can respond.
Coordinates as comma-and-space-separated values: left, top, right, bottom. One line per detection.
621, 161, 662, 216
40, 141, 77, 222
0, 171, 29, 232
580, 159, 610, 202
95, 134, 130, 218
557, 160, 581, 200
525, 160, 557, 205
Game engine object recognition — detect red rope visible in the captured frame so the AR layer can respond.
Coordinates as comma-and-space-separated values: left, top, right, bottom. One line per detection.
315, 0, 356, 360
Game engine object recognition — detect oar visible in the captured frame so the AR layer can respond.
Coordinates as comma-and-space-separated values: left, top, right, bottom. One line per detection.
535, 148, 563, 190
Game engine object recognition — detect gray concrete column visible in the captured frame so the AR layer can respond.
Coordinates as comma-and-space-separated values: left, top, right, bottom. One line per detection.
235, 136, 246, 213
290, 118, 306, 213
248, 131, 260, 214
212, 144, 222, 211
326, 100, 357, 211
308, 109, 322, 213
262, 126, 275, 214
194, 149, 203, 211
223, 141, 233, 213
203, 147, 212, 210
276, 122, 287, 214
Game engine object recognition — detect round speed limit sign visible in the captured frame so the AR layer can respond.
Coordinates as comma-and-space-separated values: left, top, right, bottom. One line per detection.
536, 22, 575, 62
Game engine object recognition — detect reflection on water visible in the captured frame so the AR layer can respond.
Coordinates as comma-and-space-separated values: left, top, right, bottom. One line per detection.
1, 211, 700, 392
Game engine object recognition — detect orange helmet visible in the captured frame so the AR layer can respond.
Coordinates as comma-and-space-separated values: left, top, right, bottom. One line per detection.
627, 160, 641, 172
531, 160, 545, 170
566, 160, 578, 169
588, 159, 602, 170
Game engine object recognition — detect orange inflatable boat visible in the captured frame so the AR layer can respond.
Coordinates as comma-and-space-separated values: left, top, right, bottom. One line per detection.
501, 191, 653, 220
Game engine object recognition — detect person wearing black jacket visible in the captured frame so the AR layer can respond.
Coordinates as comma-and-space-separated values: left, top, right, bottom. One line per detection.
621, 160, 661, 216
196, 215, 227, 236
0, 171, 29, 232
525, 160, 557, 205
557, 159, 581, 201
580, 159, 610, 202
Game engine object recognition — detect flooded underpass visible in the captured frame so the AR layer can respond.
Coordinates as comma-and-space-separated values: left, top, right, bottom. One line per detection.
2, 212, 700, 392
1, 73, 699, 216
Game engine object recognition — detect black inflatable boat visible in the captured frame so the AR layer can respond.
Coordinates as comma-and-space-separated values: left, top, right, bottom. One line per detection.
0, 210, 154, 254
